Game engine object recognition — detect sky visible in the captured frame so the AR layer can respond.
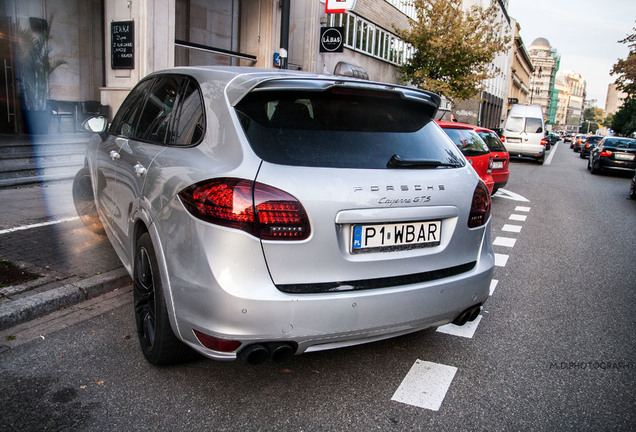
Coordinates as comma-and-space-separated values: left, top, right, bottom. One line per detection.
507, 0, 635, 109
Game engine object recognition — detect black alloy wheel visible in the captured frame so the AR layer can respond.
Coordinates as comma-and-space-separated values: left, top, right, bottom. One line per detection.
133, 232, 193, 365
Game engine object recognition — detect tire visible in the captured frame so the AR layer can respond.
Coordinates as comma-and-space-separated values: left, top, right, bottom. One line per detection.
72, 167, 105, 235
537, 158, 544, 165
133, 232, 195, 365
590, 159, 601, 175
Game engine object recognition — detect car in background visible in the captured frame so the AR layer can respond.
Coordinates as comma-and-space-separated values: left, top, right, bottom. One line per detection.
437, 120, 495, 194
579, 135, 603, 159
572, 134, 587, 152
589, 136, 636, 174
546, 132, 560, 147
501, 104, 546, 164
565, 132, 574, 144
471, 126, 510, 194
76, 66, 494, 366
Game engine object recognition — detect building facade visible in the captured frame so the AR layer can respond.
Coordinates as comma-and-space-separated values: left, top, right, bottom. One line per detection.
505, 19, 533, 113
605, 82, 627, 116
1, 0, 419, 134
527, 37, 560, 126
553, 70, 586, 132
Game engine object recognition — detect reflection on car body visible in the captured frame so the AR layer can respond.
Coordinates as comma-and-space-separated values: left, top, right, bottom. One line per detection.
77, 66, 494, 365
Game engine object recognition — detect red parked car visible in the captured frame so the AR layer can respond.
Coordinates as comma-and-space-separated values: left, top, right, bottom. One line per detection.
437, 120, 494, 194
471, 126, 510, 194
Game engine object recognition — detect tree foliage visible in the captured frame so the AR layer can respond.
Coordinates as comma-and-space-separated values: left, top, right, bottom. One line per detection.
610, 24, 636, 136
395, 0, 511, 102
611, 24, 636, 98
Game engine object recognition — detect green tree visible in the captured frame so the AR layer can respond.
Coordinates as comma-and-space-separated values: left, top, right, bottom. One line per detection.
610, 24, 636, 98
611, 98, 636, 136
395, 0, 511, 102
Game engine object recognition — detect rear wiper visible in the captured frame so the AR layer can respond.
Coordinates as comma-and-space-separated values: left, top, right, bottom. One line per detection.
387, 154, 462, 169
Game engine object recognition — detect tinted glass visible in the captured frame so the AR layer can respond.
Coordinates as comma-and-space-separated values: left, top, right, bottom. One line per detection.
171, 79, 205, 146
135, 75, 185, 144
604, 138, 636, 149
505, 116, 524, 133
442, 128, 490, 156
477, 131, 507, 152
235, 90, 464, 169
524, 118, 543, 133
110, 78, 154, 137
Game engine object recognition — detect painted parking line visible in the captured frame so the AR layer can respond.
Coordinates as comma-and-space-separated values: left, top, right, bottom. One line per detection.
509, 214, 527, 222
502, 224, 522, 233
0, 216, 79, 235
490, 279, 498, 295
515, 206, 531, 212
437, 315, 482, 339
493, 236, 516, 247
391, 360, 458, 411
494, 253, 509, 267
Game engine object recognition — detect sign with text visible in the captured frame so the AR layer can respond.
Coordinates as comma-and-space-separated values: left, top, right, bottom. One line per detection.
325, 0, 357, 13
320, 27, 344, 52
111, 20, 134, 69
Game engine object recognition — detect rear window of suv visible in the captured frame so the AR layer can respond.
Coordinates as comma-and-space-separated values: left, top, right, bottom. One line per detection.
235, 89, 464, 169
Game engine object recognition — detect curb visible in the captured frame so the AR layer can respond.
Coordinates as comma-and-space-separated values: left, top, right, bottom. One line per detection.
0, 267, 131, 331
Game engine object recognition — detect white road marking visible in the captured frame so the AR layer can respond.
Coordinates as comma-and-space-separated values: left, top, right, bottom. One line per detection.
391, 360, 458, 411
490, 279, 498, 295
494, 253, 509, 267
544, 141, 558, 165
515, 206, 531, 212
493, 236, 516, 247
0, 216, 79, 235
437, 315, 482, 339
509, 214, 527, 222
493, 188, 530, 202
502, 224, 522, 233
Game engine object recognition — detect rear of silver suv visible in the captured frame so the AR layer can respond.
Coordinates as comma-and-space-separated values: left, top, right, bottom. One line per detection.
85, 67, 494, 365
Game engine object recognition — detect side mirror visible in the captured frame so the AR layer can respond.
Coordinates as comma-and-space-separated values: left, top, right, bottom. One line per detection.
83, 116, 108, 134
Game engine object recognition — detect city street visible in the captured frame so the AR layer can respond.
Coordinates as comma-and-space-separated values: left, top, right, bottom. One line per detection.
1, 141, 634, 431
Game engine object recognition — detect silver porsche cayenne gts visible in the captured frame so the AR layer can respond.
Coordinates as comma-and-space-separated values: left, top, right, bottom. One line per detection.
76, 66, 494, 365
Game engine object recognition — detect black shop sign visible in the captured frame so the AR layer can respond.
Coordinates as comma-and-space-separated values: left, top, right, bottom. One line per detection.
111, 20, 134, 69
320, 27, 344, 53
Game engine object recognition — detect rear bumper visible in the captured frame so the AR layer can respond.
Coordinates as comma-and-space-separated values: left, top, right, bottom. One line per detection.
166, 220, 494, 361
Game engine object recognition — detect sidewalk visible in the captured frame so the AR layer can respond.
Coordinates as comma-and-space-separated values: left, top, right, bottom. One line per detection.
0, 179, 129, 330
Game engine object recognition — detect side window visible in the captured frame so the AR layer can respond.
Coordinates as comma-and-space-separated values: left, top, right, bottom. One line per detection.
171, 79, 205, 146
135, 75, 186, 144
110, 79, 154, 137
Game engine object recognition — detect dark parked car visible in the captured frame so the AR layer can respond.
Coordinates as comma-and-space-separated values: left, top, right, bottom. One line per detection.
579, 135, 603, 159
589, 136, 636, 174
573, 134, 587, 152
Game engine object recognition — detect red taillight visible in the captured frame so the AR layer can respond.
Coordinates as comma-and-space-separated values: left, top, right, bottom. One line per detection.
500, 135, 506, 143
600, 149, 612, 157
179, 178, 310, 240
468, 181, 491, 228
193, 330, 242, 352
540, 138, 546, 146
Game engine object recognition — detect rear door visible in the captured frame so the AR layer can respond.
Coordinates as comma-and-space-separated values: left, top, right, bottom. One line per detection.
235, 83, 486, 290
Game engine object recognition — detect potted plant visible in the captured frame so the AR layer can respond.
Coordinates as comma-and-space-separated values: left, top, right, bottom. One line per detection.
15, 16, 66, 134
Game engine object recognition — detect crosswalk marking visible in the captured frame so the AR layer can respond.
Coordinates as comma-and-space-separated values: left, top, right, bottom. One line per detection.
509, 214, 527, 222
493, 236, 516, 247
502, 224, 522, 233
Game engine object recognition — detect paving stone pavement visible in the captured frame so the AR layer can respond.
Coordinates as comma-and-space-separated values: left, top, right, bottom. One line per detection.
0, 180, 129, 330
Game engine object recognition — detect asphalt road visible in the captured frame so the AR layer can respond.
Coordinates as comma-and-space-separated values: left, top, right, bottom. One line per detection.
1, 141, 634, 431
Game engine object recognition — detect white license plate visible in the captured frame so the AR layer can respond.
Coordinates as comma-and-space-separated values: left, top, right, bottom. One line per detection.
493, 161, 504, 169
507, 138, 521, 143
615, 153, 635, 161
352, 221, 441, 252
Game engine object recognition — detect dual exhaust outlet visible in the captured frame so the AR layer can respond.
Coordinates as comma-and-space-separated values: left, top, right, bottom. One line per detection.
239, 342, 297, 365
452, 304, 482, 326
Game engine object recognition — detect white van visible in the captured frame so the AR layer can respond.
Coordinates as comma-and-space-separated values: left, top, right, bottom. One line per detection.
502, 104, 546, 164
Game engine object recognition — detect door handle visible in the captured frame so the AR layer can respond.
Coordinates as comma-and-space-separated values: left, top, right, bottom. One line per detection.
134, 163, 147, 177
109, 150, 121, 160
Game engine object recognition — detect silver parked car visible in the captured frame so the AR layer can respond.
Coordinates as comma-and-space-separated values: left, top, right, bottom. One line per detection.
76, 67, 494, 365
